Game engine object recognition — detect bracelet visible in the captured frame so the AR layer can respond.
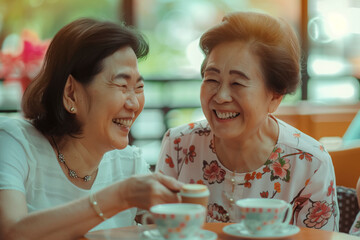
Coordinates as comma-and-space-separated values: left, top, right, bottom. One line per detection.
89, 193, 108, 221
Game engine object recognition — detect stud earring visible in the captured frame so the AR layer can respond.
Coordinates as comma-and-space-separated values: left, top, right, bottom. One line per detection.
70, 107, 75, 112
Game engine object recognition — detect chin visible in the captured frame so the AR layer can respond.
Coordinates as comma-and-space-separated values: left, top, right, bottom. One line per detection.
110, 138, 129, 150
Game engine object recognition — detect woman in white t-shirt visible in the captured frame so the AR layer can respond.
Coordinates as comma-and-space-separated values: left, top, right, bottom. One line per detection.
0, 18, 183, 240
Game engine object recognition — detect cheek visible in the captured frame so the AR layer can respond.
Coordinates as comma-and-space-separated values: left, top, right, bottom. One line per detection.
136, 94, 145, 115
200, 89, 209, 110
139, 93, 145, 107
200, 84, 211, 102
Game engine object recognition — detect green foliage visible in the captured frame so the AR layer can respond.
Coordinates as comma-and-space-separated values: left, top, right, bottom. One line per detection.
0, 0, 120, 40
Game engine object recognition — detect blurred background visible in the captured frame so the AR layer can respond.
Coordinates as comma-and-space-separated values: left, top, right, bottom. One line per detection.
1, 0, 360, 166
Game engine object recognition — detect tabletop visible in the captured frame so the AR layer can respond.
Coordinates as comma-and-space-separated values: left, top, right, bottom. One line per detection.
81, 222, 360, 240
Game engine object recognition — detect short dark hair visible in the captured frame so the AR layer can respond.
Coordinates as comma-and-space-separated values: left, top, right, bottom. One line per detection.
200, 11, 301, 95
22, 18, 149, 136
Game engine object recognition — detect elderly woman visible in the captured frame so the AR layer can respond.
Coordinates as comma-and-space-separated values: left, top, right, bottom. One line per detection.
0, 18, 183, 240
156, 11, 339, 231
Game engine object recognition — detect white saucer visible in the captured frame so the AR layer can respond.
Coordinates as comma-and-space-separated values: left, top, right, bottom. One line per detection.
141, 229, 217, 240
223, 223, 300, 239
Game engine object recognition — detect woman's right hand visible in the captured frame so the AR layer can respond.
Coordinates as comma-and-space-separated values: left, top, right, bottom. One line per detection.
120, 172, 184, 210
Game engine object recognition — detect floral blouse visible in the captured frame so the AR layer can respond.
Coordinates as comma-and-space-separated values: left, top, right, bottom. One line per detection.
350, 212, 360, 236
156, 118, 339, 231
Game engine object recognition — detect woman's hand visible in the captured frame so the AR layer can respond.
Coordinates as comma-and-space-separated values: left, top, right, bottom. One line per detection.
120, 172, 184, 210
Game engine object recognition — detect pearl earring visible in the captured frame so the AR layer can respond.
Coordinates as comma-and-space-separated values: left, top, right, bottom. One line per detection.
70, 107, 75, 112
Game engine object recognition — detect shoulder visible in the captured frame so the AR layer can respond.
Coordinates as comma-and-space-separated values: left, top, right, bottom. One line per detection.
0, 116, 44, 147
0, 116, 34, 133
276, 118, 330, 162
165, 119, 211, 139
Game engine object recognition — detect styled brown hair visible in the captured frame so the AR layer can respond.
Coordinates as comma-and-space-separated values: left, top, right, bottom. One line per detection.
22, 18, 149, 136
200, 11, 301, 95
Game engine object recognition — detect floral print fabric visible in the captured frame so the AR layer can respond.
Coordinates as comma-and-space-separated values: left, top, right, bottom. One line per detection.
350, 212, 360, 236
156, 118, 339, 231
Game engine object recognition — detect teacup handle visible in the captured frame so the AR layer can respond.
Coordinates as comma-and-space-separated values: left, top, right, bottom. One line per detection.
282, 203, 293, 225
276, 202, 293, 232
141, 212, 154, 225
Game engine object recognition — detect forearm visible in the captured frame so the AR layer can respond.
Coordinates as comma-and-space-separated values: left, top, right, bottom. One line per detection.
1, 173, 182, 240
2, 184, 127, 240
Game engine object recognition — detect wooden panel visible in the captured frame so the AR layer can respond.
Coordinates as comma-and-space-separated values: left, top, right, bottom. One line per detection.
329, 146, 360, 188
274, 102, 360, 140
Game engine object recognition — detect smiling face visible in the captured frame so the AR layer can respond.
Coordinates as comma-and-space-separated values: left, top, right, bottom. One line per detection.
200, 41, 281, 141
73, 46, 144, 151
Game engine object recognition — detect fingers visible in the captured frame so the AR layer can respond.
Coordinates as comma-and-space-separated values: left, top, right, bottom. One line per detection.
148, 173, 182, 204
121, 173, 183, 210
153, 172, 184, 193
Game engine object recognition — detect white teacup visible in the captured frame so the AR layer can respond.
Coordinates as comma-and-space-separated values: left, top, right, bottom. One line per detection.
235, 198, 292, 236
142, 203, 206, 240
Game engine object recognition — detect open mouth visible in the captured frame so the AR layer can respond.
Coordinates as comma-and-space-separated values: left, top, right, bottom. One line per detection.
112, 118, 133, 127
214, 110, 240, 120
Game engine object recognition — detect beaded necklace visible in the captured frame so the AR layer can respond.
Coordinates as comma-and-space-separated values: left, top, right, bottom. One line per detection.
51, 136, 97, 182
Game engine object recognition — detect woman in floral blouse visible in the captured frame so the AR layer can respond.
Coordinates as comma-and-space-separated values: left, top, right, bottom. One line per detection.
350, 177, 360, 235
156, 11, 339, 231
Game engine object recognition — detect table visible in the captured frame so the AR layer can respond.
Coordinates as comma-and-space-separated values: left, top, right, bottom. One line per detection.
81, 223, 360, 240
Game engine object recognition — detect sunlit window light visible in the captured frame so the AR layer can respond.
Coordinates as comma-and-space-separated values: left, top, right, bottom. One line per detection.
186, 38, 204, 73
308, 76, 359, 103
325, 12, 349, 39
308, 13, 349, 43
309, 57, 350, 77
347, 7, 360, 35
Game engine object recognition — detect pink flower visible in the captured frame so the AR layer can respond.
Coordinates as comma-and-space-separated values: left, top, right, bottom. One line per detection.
327, 180, 334, 196
269, 147, 282, 160
271, 159, 290, 178
183, 145, 196, 164
269, 152, 278, 161
165, 155, 174, 168
202, 160, 226, 184
207, 203, 229, 222
260, 191, 269, 198
304, 201, 332, 229
298, 151, 313, 162
274, 182, 281, 193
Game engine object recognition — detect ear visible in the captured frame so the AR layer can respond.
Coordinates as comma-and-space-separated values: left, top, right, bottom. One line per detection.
63, 75, 77, 113
268, 92, 283, 113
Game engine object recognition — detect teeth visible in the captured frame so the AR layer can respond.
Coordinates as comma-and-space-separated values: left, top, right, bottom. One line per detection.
215, 111, 240, 119
113, 118, 132, 127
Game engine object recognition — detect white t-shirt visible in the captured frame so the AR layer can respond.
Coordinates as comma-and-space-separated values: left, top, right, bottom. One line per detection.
0, 116, 150, 231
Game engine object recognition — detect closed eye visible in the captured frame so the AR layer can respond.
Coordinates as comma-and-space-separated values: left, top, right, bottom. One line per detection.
135, 84, 144, 93
204, 78, 219, 83
232, 82, 245, 87
115, 84, 127, 88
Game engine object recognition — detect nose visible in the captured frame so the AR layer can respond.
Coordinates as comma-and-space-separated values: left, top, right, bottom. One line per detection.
125, 91, 140, 111
214, 83, 232, 104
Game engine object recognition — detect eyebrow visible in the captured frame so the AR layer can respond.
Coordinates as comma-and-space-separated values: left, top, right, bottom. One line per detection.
204, 67, 249, 80
113, 73, 144, 82
229, 70, 249, 80
204, 67, 220, 74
